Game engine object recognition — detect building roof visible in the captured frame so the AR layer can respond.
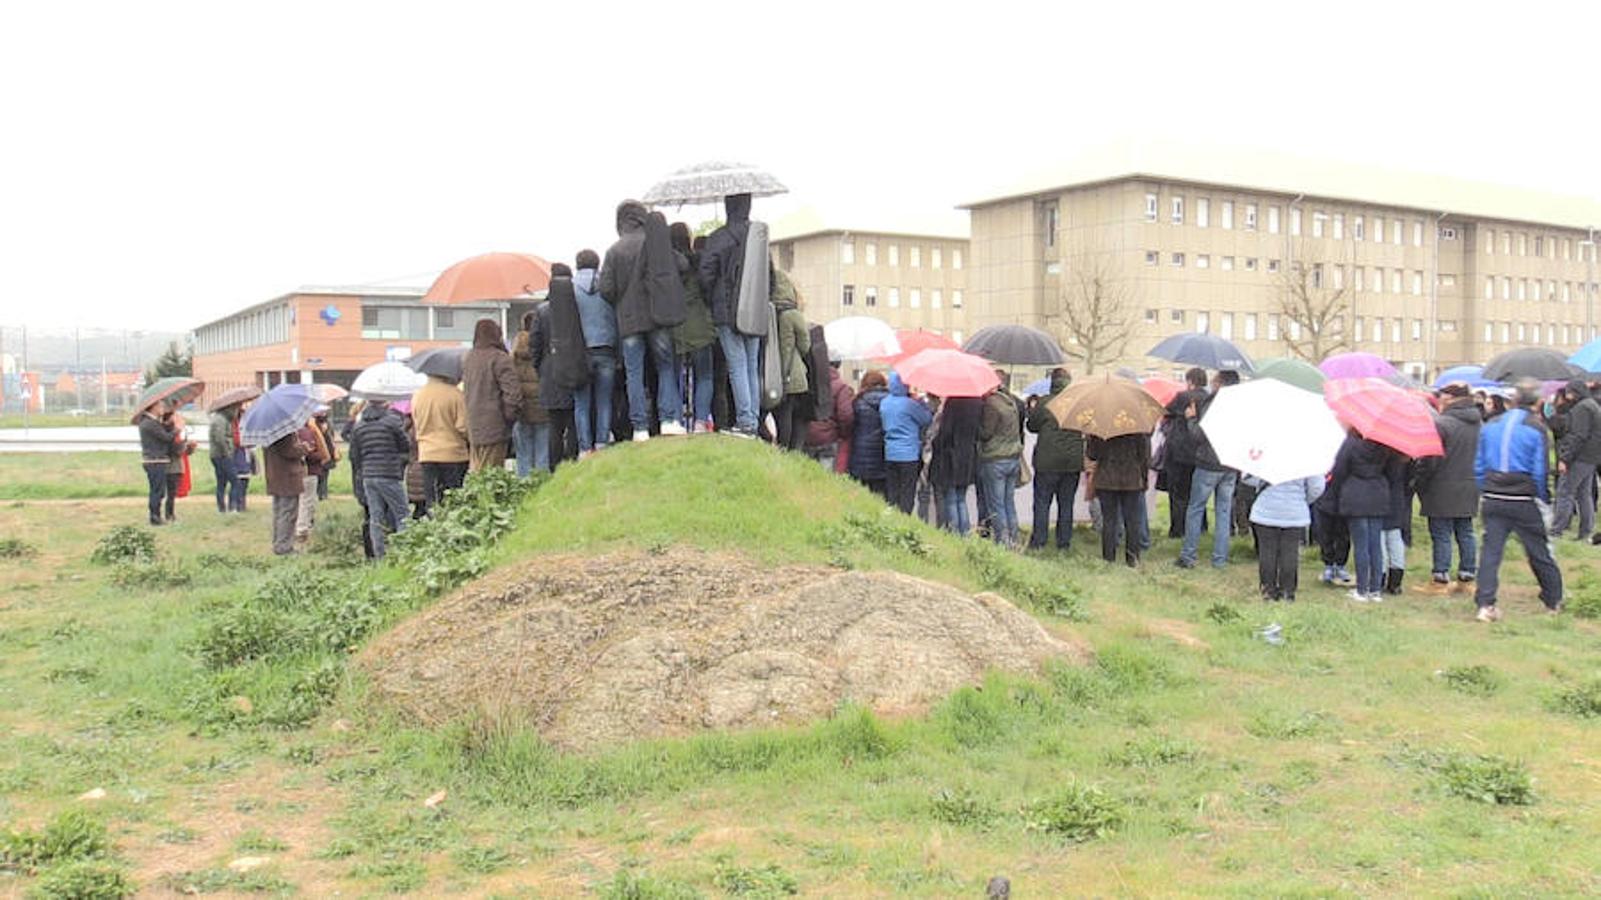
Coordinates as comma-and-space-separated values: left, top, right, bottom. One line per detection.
768, 205, 969, 243
961, 139, 1601, 231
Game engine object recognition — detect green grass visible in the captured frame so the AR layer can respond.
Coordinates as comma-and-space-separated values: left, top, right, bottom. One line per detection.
0, 450, 352, 500
0, 412, 133, 428
1, 438, 1599, 896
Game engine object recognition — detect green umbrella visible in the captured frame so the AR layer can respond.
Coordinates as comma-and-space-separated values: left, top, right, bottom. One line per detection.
1251, 357, 1325, 394
131, 376, 205, 423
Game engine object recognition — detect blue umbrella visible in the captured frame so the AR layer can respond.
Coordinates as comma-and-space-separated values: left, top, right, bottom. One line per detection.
240, 384, 320, 447
1022, 377, 1052, 398
1432, 365, 1497, 389
1570, 337, 1601, 373
1147, 333, 1254, 374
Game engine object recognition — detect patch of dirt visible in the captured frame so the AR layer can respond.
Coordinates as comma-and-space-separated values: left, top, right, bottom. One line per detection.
1139, 617, 1211, 650
359, 549, 1085, 750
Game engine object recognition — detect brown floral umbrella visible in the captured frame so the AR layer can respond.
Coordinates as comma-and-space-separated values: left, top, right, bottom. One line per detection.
1045, 377, 1163, 439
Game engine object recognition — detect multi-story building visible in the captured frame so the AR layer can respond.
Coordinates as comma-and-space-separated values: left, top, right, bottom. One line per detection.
964, 149, 1601, 380
769, 210, 971, 344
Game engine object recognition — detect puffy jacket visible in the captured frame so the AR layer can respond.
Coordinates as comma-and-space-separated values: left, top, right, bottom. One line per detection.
1331, 434, 1403, 517
978, 391, 1023, 461
1476, 407, 1551, 502
348, 404, 411, 483
411, 376, 470, 464
805, 368, 855, 449
848, 388, 889, 481
928, 396, 983, 489
879, 373, 933, 463
511, 329, 549, 425
1247, 475, 1325, 528
1085, 433, 1151, 491
574, 268, 618, 350
208, 410, 236, 460
600, 201, 649, 335
1557, 382, 1601, 465
1415, 400, 1481, 518
1027, 376, 1084, 472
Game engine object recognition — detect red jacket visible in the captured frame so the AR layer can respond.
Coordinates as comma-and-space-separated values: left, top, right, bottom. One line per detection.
805, 368, 856, 450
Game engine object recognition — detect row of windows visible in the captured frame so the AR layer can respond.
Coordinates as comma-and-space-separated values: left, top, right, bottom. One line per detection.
359, 304, 493, 341
841, 241, 962, 270
1144, 192, 1451, 247
194, 304, 291, 355
1483, 228, 1598, 262
1144, 251, 1442, 296
840, 285, 964, 310
1481, 276, 1600, 303
1141, 306, 1592, 348
1481, 322, 1595, 346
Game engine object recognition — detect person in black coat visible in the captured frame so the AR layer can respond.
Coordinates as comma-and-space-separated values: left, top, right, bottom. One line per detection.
848, 371, 890, 498
1415, 385, 1482, 589
1550, 378, 1601, 539
1161, 367, 1208, 538
533, 265, 585, 469
348, 401, 412, 559
928, 396, 983, 536
1330, 431, 1405, 601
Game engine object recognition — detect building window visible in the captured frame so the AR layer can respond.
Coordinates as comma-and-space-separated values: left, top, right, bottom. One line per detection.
888, 244, 899, 266
1288, 320, 1301, 340
1534, 235, 1545, 257
1391, 318, 1402, 342
1440, 320, 1456, 332
1332, 265, 1345, 289
1485, 229, 1495, 254
1501, 322, 1511, 343
1172, 252, 1185, 267
1372, 268, 1384, 293
1245, 257, 1258, 271
1355, 266, 1366, 290
1518, 279, 1527, 301
1041, 201, 1059, 248
841, 241, 855, 264
1484, 322, 1493, 343
1197, 197, 1210, 228
1372, 216, 1384, 242
1501, 276, 1511, 300
1290, 207, 1302, 236
1485, 276, 1494, 299
1390, 269, 1402, 293
1045, 261, 1061, 276
1219, 312, 1234, 339
1145, 308, 1158, 324
1196, 311, 1210, 334
884, 287, 895, 307
1517, 323, 1526, 341
1221, 256, 1235, 271
1311, 263, 1324, 288
842, 285, 855, 306
932, 247, 942, 269
1355, 316, 1366, 342
949, 289, 964, 309
931, 289, 942, 309
1196, 254, 1210, 269
1221, 200, 1234, 230
1354, 216, 1365, 240
1243, 313, 1257, 340
865, 242, 877, 266
909, 289, 921, 308
1267, 314, 1280, 341
1332, 213, 1344, 240
910, 246, 922, 267
1267, 259, 1281, 273
1502, 232, 1512, 254
1171, 309, 1185, 324
1245, 203, 1259, 230
1547, 279, 1557, 301
1312, 211, 1327, 237
1564, 283, 1572, 303
1412, 221, 1424, 246
1268, 205, 1281, 234
1144, 192, 1158, 222
361, 307, 380, 328
1563, 238, 1571, 260
952, 249, 962, 270
1171, 196, 1185, 224
434, 309, 455, 329
952, 330, 963, 345
1411, 319, 1422, 340
1518, 232, 1527, 255
1411, 271, 1423, 295
1145, 250, 1159, 266
1563, 324, 1571, 344
1392, 220, 1402, 245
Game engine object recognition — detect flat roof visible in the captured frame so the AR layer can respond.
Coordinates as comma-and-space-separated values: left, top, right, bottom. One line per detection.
961, 139, 1601, 231
768, 205, 969, 243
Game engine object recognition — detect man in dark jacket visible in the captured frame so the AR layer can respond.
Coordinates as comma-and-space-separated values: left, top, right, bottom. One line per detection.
533, 267, 584, 469
1178, 370, 1240, 568
1026, 368, 1085, 550
1550, 378, 1601, 539
1086, 431, 1151, 567
1161, 367, 1208, 538
1415, 384, 1482, 591
138, 407, 179, 526
698, 193, 762, 436
349, 401, 412, 559
1474, 379, 1563, 621
602, 201, 685, 440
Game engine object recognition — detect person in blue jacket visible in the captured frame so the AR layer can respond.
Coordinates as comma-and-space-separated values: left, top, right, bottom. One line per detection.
1473, 378, 1563, 622
879, 372, 933, 514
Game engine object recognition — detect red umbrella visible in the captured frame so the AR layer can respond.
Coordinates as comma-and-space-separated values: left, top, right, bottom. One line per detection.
894, 348, 1001, 398
1324, 377, 1444, 458
423, 252, 552, 305
1141, 377, 1185, 407
877, 329, 959, 363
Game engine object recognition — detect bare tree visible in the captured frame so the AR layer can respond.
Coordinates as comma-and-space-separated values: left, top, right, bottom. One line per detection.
1276, 247, 1352, 361
1050, 250, 1137, 374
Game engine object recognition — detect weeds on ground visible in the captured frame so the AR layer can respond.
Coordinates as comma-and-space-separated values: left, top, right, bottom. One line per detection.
1548, 678, 1601, 718
600, 867, 705, 899
0, 536, 38, 559
1205, 603, 1243, 624
962, 539, 1087, 621
712, 858, 799, 897
1394, 747, 1536, 806
389, 468, 542, 591
928, 786, 1000, 830
1107, 733, 1200, 768
1437, 664, 1505, 697
89, 526, 155, 565
30, 859, 135, 898
1, 810, 110, 873
817, 511, 932, 562
109, 558, 193, 590
1246, 709, 1333, 740
1021, 781, 1125, 843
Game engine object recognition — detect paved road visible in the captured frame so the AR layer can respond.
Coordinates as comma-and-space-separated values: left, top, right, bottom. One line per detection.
0, 425, 208, 453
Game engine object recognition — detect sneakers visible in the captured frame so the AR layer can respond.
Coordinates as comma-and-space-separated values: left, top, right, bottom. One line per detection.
659, 421, 687, 436
1546, 603, 1565, 616
1475, 605, 1503, 623
1174, 558, 1196, 569
1347, 589, 1370, 604
693, 418, 716, 434
723, 427, 756, 440
1416, 575, 1453, 596
632, 430, 650, 443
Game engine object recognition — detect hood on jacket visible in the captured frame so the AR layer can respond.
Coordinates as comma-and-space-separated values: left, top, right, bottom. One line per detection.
575, 268, 598, 294
360, 401, 391, 422
615, 200, 648, 235
546, 274, 576, 307
473, 318, 505, 350
724, 192, 751, 224
1565, 379, 1591, 402
1442, 399, 1481, 424
889, 372, 909, 396
1050, 370, 1071, 393
771, 268, 799, 311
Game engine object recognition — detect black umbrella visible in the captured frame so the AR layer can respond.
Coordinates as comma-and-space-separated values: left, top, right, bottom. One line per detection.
1481, 347, 1583, 382
961, 325, 1066, 366
407, 347, 468, 382
1147, 333, 1255, 374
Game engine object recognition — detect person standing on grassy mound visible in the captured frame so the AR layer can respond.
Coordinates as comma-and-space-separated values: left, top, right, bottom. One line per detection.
849, 371, 891, 498
880, 372, 933, 515
348, 399, 412, 559
462, 318, 522, 473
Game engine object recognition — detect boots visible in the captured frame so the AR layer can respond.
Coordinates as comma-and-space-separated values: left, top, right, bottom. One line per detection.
1384, 567, 1405, 595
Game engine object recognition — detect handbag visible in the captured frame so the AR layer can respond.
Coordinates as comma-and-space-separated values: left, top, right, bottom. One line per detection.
1018, 453, 1032, 487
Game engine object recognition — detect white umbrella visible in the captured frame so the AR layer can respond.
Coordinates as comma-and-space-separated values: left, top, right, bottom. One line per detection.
1199, 378, 1346, 484
351, 361, 427, 401
642, 161, 788, 206
824, 316, 898, 362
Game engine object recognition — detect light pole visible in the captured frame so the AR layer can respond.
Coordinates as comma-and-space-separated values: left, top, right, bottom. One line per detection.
1585, 227, 1596, 343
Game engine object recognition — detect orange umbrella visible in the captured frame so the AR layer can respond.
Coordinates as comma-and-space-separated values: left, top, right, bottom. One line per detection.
423, 252, 552, 305
1140, 377, 1185, 407
877, 329, 959, 363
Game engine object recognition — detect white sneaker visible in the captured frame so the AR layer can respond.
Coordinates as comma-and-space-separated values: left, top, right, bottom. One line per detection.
659, 421, 687, 436
1347, 589, 1370, 604
1475, 605, 1503, 623
632, 430, 650, 443
1367, 592, 1384, 603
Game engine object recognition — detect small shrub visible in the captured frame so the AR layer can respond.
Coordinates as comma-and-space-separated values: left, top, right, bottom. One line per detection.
451, 844, 512, 875
1021, 781, 1125, 843
1548, 679, 1601, 719
1568, 591, 1601, 620
193, 552, 271, 573
1246, 709, 1331, 740
233, 830, 287, 853
1204, 603, 1243, 624
600, 868, 704, 900
1437, 753, 1536, 806
929, 787, 998, 829
1, 810, 110, 873
109, 559, 193, 590
1107, 734, 1199, 768
29, 860, 134, 898
43, 664, 98, 685
712, 860, 798, 897
0, 537, 38, 559
1438, 664, 1504, 697
89, 526, 155, 566
389, 468, 540, 591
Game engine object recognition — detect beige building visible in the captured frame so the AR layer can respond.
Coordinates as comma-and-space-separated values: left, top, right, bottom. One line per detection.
964, 147, 1601, 380
769, 210, 971, 343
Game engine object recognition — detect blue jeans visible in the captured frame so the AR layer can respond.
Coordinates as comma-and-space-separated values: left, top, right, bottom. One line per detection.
1381, 528, 1406, 571
1181, 469, 1236, 566
978, 458, 1021, 545
1427, 516, 1477, 578
685, 345, 715, 425
718, 325, 762, 431
210, 456, 243, 512
574, 349, 616, 451
513, 420, 550, 476
364, 478, 409, 559
622, 330, 681, 431
941, 486, 972, 536
1348, 515, 1385, 595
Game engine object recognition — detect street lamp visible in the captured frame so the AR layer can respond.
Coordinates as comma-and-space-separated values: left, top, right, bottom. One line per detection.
1583, 227, 1596, 342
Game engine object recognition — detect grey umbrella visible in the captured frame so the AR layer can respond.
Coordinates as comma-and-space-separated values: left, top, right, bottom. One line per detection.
1147, 333, 1255, 374
642, 161, 788, 206
961, 325, 1067, 366
407, 347, 468, 382
1481, 347, 1583, 382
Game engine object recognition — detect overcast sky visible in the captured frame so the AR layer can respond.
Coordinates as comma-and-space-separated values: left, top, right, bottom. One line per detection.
4, 1, 1601, 334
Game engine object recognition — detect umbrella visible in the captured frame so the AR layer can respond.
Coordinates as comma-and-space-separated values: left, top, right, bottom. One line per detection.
1022, 377, 1053, 398
1432, 365, 1496, 390
824, 316, 898, 361
893, 348, 1001, 398
423, 252, 551, 305
1140, 376, 1186, 407
1045, 377, 1164, 439
131, 376, 204, 423
311, 384, 348, 403
240, 384, 320, 447
1323, 377, 1444, 458
641, 160, 788, 206
408, 347, 469, 382
352, 361, 428, 401
1253, 357, 1326, 393
877, 329, 959, 363
1482, 347, 1584, 382
206, 385, 262, 412
962, 324, 1067, 366
1147, 333, 1253, 373
1570, 337, 1601, 373
1318, 351, 1397, 380
1200, 378, 1347, 483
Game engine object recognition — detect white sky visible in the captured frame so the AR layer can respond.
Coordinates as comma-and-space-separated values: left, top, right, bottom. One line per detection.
4, 0, 1601, 333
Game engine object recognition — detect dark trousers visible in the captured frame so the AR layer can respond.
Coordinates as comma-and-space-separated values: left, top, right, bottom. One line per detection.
547, 409, 576, 471
854, 475, 887, 499
421, 461, 468, 508
316, 469, 330, 501
1030, 469, 1081, 549
1313, 508, 1350, 567
1476, 498, 1563, 609
1165, 463, 1194, 537
143, 463, 166, 523
1098, 490, 1142, 565
774, 395, 806, 451
164, 473, 180, 520
1255, 524, 1302, 599
886, 461, 922, 514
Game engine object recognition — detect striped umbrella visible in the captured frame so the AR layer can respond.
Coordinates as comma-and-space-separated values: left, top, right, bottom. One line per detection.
240, 384, 320, 447
1323, 377, 1443, 458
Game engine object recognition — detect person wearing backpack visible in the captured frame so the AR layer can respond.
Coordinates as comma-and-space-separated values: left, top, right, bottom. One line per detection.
698, 192, 764, 438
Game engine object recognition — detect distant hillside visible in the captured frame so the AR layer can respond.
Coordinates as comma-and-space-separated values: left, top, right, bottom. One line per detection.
0, 326, 183, 373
